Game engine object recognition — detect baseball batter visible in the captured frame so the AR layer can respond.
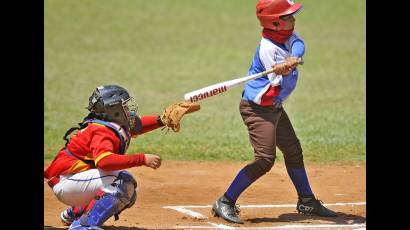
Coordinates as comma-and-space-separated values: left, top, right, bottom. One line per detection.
211, 0, 338, 224
44, 85, 199, 230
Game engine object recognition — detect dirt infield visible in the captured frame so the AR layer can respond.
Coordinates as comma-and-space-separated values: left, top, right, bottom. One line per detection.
44, 161, 366, 229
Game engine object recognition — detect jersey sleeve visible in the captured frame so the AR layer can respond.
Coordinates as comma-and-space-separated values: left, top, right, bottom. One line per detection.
131, 115, 163, 137
274, 33, 304, 103
96, 153, 146, 171
285, 32, 305, 58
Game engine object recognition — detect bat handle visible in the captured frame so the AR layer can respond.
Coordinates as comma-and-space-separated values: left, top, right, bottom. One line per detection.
262, 68, 275, 76
266, 57, 304, 75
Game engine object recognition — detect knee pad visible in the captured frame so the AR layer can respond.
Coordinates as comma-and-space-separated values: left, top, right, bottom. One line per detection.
244, 158, 275, 181
79, 171, 137, 227
108, 171, 138, 209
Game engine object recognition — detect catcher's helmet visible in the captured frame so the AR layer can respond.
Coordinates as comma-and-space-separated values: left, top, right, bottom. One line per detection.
87, 85, 142, 132
256, 0, 303, 31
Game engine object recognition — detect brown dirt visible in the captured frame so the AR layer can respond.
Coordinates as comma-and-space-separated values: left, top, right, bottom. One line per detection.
44, 161, 366, 229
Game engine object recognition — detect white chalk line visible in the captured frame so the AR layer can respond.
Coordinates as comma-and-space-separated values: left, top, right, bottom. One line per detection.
165, 206, 208, 219
165, 202, 366, 209
163, 201, 366, 229
174, 223, 367, 229
163, 202, 366, 220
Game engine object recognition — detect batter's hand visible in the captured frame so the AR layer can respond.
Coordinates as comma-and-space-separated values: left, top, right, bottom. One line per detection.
271, 57, 303, 76
144, 154, 162, 169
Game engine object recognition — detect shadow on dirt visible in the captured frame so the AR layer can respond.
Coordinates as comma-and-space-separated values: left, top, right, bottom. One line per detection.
44, 226, 65, 230
247, 212, 366, 225
44, 226, 150, 230
103, 227, 150, 230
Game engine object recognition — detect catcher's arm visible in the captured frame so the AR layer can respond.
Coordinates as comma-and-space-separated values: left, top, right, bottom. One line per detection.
160, 101, 200, 132
131, 115, 165, 137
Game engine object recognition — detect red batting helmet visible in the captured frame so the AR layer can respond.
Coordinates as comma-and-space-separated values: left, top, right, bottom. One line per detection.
256, 0, 303, 31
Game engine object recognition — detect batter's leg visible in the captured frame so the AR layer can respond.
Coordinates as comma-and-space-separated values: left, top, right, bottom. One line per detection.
276, 109, 337, 217
226, 101, 280, 202
212, 100, 281, 224
276, 109, 313, 197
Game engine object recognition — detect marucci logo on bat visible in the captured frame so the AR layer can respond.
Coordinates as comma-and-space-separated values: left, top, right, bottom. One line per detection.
189, 85, 227, 102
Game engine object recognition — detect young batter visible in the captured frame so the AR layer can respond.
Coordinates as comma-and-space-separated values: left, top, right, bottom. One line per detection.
44, 85, 165, 230
211, 0, 338, 224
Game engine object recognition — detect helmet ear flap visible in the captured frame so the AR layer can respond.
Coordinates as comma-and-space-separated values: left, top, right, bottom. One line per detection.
272, 21, 282, 30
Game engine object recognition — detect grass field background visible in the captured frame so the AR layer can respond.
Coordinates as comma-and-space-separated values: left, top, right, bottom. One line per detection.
45, 0, 365, 163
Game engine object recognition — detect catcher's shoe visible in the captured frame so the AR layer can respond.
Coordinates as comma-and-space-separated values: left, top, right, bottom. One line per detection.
60, 208, 77, 226
212, 195, 243, 224
297, 197, 338, 217
69, 219, 105, 230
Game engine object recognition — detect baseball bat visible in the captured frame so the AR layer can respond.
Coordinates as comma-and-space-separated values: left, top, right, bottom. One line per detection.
184, 58, 303, 102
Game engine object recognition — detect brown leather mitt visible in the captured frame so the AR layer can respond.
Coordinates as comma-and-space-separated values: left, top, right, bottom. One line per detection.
271, 57, 303, 76
160, 101, 200, 132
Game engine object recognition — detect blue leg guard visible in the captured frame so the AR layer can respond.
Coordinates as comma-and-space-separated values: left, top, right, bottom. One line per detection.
70, 171, 137, 229
69, 220, 104, 230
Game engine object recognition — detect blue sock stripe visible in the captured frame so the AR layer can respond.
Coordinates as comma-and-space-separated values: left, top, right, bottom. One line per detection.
286, 167, 313, 197
225, 168, 254, 203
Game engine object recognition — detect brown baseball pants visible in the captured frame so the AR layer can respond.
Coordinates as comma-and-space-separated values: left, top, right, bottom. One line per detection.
240, 100, 304, 181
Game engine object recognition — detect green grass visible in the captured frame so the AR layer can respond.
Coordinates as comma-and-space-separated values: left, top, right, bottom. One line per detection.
45, 0, 365, 163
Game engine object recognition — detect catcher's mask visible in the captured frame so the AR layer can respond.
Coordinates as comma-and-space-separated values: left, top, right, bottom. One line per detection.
256, 0, 303, 31
87, 85, 142, 133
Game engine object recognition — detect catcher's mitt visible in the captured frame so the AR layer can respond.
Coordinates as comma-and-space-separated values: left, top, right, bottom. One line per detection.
160, 101, 200, 132
271, 57, 303, 76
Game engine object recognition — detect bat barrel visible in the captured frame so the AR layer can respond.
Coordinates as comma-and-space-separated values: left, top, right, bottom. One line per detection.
183, 66, 284, 102
184, 84, 229, 102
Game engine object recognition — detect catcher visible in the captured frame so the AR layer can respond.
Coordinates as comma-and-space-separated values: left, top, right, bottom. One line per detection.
211, 0, 337, 224
44, 85, 199, 230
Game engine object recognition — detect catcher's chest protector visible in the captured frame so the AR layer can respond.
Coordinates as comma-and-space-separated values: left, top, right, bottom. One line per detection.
84, 119, 131, 154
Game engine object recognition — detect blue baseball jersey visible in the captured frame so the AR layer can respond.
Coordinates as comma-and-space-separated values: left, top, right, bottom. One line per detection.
242, 32, 305, 106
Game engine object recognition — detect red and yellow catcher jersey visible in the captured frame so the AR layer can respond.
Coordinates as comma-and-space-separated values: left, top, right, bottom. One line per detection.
44, 123, 125, 179
44, 115, 162, 180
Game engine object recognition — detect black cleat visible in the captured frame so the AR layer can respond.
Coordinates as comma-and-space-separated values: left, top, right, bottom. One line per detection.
297, 197, 338, 217
212, 196, 243, 224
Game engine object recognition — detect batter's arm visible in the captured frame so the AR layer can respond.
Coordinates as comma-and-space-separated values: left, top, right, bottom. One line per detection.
275, 34, 305, 105
286, 32, 305, 58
